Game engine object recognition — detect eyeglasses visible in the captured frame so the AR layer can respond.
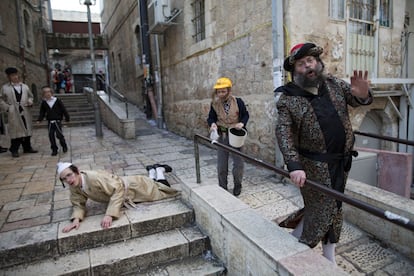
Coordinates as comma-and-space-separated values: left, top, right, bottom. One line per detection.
295, 56, 316, 68
61, 172, 75, 182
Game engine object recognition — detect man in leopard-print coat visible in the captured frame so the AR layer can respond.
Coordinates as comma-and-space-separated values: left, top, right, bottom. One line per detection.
275, 43, 373, 264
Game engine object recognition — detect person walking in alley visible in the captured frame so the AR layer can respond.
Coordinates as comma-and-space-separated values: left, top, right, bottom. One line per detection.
275, 42, 373, 264
37, 86, 70, 156
207, 77, 249, 196
0, 67, 38, 157
57, 162, 179, 233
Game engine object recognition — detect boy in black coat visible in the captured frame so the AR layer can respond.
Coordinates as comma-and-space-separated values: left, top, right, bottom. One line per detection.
37, 86, 70, 156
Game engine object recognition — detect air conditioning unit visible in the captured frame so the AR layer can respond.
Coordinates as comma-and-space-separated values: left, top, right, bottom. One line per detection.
148, 0, 172, 34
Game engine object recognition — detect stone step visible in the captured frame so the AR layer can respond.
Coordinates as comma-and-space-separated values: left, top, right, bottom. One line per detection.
125, 254, 226, 276
31, 93, 95, 128
0, 199, 194, 269
0, 226, 221, 275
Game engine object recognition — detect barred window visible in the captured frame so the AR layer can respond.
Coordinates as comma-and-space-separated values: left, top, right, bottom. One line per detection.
191, 0, 205, 43
134, 25, 143, 68
329, 0, 345, 20
379, 0, 392, 27
23, 10, 33, 49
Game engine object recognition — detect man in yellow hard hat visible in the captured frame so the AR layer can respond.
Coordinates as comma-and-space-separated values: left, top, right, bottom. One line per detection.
207, 77, 249, 196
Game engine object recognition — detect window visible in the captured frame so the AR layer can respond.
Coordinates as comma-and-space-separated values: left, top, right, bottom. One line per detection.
0, 16, 3, 34
23, 10, 33, 49
329, 0, 345, 20
191, 0, 205, 43
379, 0, 392, 27
347, 0, 376, 73
134, 25, 143, 67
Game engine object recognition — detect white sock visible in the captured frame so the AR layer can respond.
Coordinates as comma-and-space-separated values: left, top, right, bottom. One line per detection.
156, 167, 166, 180
291, 218, 304, 239
148, 168, 156, 180
322, 241, 337, 265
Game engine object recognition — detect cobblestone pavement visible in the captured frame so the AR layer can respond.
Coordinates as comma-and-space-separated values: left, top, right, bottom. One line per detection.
0, 111, 413, 275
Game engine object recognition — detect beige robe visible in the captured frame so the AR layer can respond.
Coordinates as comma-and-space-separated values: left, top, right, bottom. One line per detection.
0, 82, 34, 139
69, 170, 179, 221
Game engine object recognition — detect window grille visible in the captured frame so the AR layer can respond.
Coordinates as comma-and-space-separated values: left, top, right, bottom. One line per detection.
348, 0, 376, 73
379, 0, 392, 27
191, 0, 205, 43
329, 0, 345, 20
23, 10, 33, 49
134, 25, 143, 67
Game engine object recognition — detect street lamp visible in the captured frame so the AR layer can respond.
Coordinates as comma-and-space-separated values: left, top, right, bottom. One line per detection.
80, 0, 102, 137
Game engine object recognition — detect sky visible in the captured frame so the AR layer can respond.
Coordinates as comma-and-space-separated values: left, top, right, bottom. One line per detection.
50, 0, 101, 13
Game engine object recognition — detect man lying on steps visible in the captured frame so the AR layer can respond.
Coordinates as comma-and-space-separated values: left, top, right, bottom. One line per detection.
57, 162, 179, 233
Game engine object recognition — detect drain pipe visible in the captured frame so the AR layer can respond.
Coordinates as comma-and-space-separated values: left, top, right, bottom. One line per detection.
272, 0, 285, 171
154, 34, 164, 128
139, 0, 158, 120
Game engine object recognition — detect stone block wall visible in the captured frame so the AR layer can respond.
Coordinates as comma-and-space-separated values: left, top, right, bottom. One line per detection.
344, 179, 414, 259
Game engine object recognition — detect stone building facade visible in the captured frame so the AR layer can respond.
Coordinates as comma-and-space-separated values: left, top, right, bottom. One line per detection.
100, 1, 144, 105
0, 0, 49, 102
102, 0, 411, 163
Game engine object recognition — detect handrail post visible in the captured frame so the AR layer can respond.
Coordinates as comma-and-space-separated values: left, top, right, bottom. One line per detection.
194, 135, 201, 183
125, 101, 129, 119
108, 84, 112, 103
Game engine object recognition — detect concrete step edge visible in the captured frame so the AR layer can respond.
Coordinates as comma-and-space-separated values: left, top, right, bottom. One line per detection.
0, 199, 193, 269
1, 226, 211, 275
124, 254, 227, 276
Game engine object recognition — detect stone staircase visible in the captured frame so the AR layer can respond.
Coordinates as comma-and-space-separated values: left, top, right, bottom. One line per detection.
0, 199, 226, 275
32, 93, 95, 128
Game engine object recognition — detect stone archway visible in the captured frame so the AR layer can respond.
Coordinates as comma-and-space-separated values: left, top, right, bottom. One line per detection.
355, 103, 399, 151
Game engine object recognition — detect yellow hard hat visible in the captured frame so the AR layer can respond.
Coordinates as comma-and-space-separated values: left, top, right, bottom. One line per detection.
214, 77, 232, 89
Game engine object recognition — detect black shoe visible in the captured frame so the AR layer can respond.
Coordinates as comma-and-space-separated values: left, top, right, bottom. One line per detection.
23, 149, 38, 153
233, 185, 242, 196
11, 152, 19, 158
146, 165, 155, 171
219, 185, 228, 191
62, 146, 68, 153
157, 179, 171, 187
0, 147, 7, 153
51, 151, 58, 156
154, 164, 172, 172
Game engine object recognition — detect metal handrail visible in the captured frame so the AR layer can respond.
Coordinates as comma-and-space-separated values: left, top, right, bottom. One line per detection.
193, 133, 414, 231
354, 131, 414, 146
96, 75, 129, 119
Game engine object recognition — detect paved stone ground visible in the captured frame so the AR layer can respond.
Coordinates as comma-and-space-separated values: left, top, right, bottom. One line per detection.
0, 109, 413, 275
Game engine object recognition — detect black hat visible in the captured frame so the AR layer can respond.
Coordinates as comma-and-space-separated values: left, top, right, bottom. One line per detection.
5, 67, 18, 75
283, 43, 323, 72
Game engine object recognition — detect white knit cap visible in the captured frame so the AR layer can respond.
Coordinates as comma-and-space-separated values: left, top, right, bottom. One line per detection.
57, 162, 72, 177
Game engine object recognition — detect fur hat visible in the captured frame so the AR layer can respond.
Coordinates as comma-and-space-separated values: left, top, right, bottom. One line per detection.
57, 162, 72, 177
283, 43, 323, 72
5, 67, 18, 75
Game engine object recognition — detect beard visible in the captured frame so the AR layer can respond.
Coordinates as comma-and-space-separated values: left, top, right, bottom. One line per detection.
293, 62, 325, 88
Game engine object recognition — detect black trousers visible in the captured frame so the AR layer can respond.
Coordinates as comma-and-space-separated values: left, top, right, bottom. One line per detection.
48, 121, 67, 151
10, 136, 32, 153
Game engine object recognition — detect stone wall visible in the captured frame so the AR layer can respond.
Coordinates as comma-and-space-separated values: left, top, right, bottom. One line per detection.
161, 0, 276, 162
101, 0, 407, 164
0, 0, 48, 100
100, 0, 144, 108
344, 179, 414, 259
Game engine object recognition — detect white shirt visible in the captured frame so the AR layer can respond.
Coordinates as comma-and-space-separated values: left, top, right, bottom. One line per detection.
46, 96, 57, 108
